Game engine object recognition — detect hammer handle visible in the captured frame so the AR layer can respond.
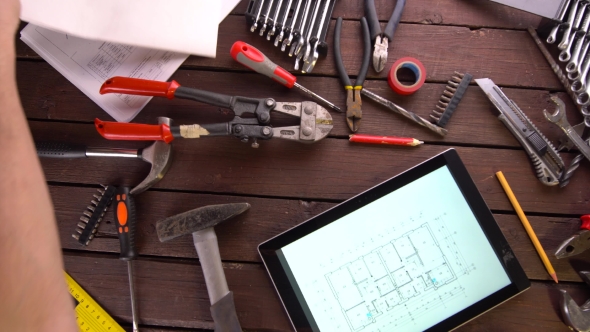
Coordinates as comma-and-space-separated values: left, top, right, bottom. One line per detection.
36, 141, 87, 158
193, 228, 229, 305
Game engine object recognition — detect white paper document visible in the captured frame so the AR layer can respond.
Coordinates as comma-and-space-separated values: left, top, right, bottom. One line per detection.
20, 0, 224, 57
21, 24, 190, 122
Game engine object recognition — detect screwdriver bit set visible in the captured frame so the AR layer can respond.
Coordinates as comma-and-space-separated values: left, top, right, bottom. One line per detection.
430, 72, 472, 128
245, 0, 337, 73
73, 185, 116, 245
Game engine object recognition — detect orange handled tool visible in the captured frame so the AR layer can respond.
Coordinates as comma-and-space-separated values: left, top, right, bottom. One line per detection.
95, 119, 174, 143
100, 77, 180, 99
230, 41, 342, 113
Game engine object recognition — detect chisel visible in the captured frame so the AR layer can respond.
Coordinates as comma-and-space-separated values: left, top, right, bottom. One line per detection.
230, 41, 342, 113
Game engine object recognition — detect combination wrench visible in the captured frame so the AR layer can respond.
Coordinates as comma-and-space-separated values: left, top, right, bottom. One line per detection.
302, 0, 331, 73
561, 5, 590, 62
559, 0, 581, 51
288, 0, 312, 56
259, 0, 275, 36
281, 0, 304, 51
295, 0, 321, 70
266, 0, 284, 40
273, 0, 294, 46
548, 0, 572, 44
250, 0, 267, 32
544, 96, 590, 163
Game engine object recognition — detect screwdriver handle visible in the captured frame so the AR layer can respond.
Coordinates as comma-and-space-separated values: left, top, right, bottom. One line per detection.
99, 76, 180, 99
581, 215, 590, 230
230, 41, 296, 88
95, 119, 174, 143
114, 186, 137, 260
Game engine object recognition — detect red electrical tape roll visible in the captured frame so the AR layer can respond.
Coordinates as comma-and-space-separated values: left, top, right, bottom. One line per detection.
388, 57, 426, 95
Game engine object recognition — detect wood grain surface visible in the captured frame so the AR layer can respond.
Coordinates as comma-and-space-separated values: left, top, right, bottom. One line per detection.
15, 0, 590, 330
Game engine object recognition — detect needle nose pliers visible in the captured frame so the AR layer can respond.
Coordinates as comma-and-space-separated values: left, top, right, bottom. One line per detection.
365, 0, 407, 73
334, 17, 371, 132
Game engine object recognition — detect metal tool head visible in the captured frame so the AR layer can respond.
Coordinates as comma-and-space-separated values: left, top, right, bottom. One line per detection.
561, 271, 590, 331
271, 101, 333, 142
555, 230, 590, 259
346, 89, 362, 132
130, 117, 173, 195
543, 96, 567, 125
156, 203, 250, 242
373, 36, 388, 73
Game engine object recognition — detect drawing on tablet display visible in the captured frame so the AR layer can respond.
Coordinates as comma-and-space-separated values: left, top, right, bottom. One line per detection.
324, 216, 474, 331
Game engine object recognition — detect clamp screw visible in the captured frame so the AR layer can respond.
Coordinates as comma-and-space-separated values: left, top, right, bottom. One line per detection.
241, 137, 249, 143
259, 112, 270, 122
235, 125, 243, 133
251, 139, 259, 148
304, 106, 313, 115
302, 127, 312, 136
262, 127, 272, 136
265, 98, 275, 107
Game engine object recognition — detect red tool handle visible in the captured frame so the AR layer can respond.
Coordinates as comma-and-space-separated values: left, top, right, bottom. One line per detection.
581, 215, 590, 230
99, 76, 180, 99
230, 41, 296, 88
95, 119, 174, 143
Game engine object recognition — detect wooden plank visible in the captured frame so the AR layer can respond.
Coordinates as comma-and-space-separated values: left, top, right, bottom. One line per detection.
15, 16, 561, 89
233, 0, 542, 29
64, 254, 588, 331
18, 62, 583, 147
31, 121, 590, 215
53, 185, 588, 282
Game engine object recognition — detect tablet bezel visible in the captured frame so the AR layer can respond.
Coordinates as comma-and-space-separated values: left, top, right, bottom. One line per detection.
258, 148, 530, 332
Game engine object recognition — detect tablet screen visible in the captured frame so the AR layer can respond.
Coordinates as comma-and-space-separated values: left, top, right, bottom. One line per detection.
277, 165, 511, 331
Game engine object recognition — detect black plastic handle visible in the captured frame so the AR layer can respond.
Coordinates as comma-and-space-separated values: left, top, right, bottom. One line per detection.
114, 186, 137, 260
365, 0, 381, 40
357, 17, 371, 87
36, 141, 87, 158
174, 86, 233, 109
334, 17, 352, 87
383, 0, 406, 41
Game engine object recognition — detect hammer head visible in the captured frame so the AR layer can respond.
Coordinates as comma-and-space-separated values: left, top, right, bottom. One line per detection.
130, 117, 173, 195
156, 203, 250, 242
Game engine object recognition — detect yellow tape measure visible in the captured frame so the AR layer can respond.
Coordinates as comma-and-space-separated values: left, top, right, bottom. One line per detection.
65, 272, 125, 332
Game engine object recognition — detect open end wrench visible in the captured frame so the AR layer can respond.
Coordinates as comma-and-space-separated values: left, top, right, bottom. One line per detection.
281, 0, 304, 51
559, 0, 580, 51
274, 0, 293, 46
544, 96, 590, 162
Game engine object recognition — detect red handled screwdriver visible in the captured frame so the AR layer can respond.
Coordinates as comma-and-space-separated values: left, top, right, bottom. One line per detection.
230, 41, 342, 113
114, 186, 140, 332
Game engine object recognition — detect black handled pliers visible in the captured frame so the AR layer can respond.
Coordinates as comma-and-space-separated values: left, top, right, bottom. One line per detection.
334, 17, 371, 132
365, 0, 407, 73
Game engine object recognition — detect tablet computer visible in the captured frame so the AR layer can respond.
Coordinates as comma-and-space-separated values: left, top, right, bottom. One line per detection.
258, 148, 530, 332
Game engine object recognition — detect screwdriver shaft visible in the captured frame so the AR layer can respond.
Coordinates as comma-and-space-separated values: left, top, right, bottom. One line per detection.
127, 260, 139, 332
294, 82, 343, 113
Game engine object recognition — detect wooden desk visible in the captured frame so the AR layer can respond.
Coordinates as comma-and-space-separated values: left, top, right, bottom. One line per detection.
16, 0, 590, 330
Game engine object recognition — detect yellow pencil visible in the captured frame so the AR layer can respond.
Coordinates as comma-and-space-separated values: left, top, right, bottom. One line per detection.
495, 171, 558, 283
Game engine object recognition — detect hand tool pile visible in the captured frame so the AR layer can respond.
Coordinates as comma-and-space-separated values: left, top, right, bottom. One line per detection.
245, 0, 337, 73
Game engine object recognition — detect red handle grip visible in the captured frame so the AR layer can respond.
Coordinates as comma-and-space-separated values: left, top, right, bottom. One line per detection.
95, 119, 174, 143
581, 215, 590, 231
99, 77, 180, 99
230, 41, 296, 88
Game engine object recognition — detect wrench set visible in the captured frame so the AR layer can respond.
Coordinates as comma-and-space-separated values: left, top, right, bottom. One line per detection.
245, 0, 337, 73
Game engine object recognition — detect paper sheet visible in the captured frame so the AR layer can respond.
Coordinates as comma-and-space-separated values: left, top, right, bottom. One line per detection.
21, 24, 190, 122
20, 0, 223, 57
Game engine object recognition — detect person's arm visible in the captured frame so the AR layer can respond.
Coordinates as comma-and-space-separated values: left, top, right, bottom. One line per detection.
0, 2, 78, 331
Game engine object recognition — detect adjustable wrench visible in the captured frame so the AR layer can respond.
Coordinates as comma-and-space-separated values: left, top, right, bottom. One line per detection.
266, 0, 284, 40
281, 0, 304, 51
548, 0, 572, 44
302, 0, 331, 73
559, 0, 581, 50
273, 0, 293, 46
544, 96, 590, 162
294, 0, 321, 70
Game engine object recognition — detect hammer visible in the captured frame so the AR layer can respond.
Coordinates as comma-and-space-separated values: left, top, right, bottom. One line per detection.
156, 203, 250, 332
36, 117, 173, 195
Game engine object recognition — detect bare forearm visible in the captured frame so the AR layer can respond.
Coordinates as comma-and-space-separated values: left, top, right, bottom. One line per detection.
0, 15, 77, 332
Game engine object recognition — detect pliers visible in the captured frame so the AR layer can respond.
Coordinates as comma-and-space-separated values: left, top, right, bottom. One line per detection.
334, 17, 371, 132
365, 0, 407, 73
95, 77, 333, 147
555, 215, 590, 259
